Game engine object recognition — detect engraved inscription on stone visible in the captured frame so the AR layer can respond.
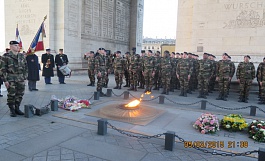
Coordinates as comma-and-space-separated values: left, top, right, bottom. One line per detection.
223, 10, 265, 29
136, 1, 144, 46
16, 1, 36, 35
68, 0, 79, 37
224, 2, 264, 11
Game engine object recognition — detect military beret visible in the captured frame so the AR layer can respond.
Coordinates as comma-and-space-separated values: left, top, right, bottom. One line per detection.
59, 49, 63, 51
132, 47, 136, 50
116, 51, 121, 54
183, 52, 188, 55
176, 52, 180, 55
46, 48, 50, 51
203, 53, 208, 55
156, 51, 161, 54
9, 41, 19, 45
244, 55, 251, 59
125, 52, 130, 54
223, 53, 228, 57
213, 55, 216, 58
141, 50, 145, 53
196, 55, 199, 57
228, 55, 231, 59
148, 50, 153, 53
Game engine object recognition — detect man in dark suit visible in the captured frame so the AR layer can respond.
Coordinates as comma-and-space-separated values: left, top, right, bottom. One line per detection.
26, 53, 40, 91
41, 48, 55, 84
55, 49, 69, 84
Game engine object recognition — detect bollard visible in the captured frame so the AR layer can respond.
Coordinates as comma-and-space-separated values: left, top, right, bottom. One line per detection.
94, 91, 99, 100
106, 89, 112, 97
97, 119, 108, 135
259, 148, 265, 161
165, 131, 175, 151
124, 91, 129, 99
200, 100, 207, 110
24, 105, 34, 118
250, 106, 256, 116
51, 100, 58, 111
159, 95, 165, 104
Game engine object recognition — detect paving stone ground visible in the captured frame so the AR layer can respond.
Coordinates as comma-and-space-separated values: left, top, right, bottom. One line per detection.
0, 74, 264, 161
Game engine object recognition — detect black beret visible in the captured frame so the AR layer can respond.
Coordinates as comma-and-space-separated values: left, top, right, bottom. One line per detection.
228, 55, 231, 59
204, 53, 208, 55
183, 52, 188, 55
125, 52, 130, 54
244, 55, 251, 59
223, 53, 228, 57
116, 51, 121, 54
176, 52, 180, 55
46, 48, 50, 51
132, 47, 136, 50
148, 50, 152, 53
9, 41, 19, 45
213, 55, 216, 58
59, 49, 63, 51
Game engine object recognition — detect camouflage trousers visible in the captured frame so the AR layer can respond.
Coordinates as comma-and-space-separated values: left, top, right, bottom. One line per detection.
239, 79, 252, 98
143, 70, 153, 89
96, 70, 106, 90
161, 70, 171, 90
170, 71, 177, 89
104, 72, 109, 85
189, 74, 196, 91
198, 75, 210, 93
153, 72, 159, 87
138, 70, 144, 86
7, 81, 25, 106
114, 70, 124, 85
218, 77, 230, 95
179, 75, 189, 91
88, 69, 95, 83
209, 76, 216, 91
261, 81, 265, 97
129, 70, 138, 86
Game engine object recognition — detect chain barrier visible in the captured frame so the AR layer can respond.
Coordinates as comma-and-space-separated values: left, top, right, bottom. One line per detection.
257, 107, 265, 114
174, 134, 259, 157
128, 92, 140, 100
141, 96, 159, 102
111, 91, 125, 97
164, 97, 201, 106
107, 122, 164, 139
207, 101, 251, 110
88, 94, 94, 100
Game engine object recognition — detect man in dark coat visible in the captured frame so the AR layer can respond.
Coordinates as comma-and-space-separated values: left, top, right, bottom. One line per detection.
26, 53, 40, 91
55, 49, 69, 84
41, 48, 54, 84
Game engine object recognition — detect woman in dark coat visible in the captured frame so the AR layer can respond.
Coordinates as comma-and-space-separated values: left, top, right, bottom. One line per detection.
26, 54, 40, 91
55, 49, 69, 84
41, 48, 54, 84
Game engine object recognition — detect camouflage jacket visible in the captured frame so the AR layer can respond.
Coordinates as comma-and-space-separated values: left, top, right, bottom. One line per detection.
94, 54, 105, 73
84, 55, 95, 70
128, 54, 140, 72
198, 59, 213, 77
257, 62, 265, 82
142, 56, 156, 72
0, 51, 28, 82
160, 57, 172, 72
113, 57, 125, 71
236, 62, 255, 80
216, 60, 234, 78
176, 58, 192, 76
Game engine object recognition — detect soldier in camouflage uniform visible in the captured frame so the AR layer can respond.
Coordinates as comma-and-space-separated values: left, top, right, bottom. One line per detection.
216, 53, 234, 101
138, 50, 145, 89
142, 50, 156, 93
103, 49, 111, 88
160, 50, 172, 95
175, 53, 181, 90
257, 57, 265, 104
113, 51, 125, 89
192, 54, 199, 91
236, 55, 255, 103
153, 51, 161, 90
176, 52, 192, 97
94, 48, 106, 96
170, 52, 177, 92
123, 52, 130, 87
197, 53, 213, 99
128, 48, 140, 91
227, 55, 235, 95
0, 41, 28, 117
208, 54, 217, 93
84, 51, 95, 86
187, 53, 195, 94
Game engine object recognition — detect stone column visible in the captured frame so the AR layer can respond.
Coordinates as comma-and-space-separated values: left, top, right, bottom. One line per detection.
130, 0, 144, 54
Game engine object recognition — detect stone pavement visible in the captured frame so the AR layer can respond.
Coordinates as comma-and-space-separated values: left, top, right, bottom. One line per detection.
0, 74, 264, 161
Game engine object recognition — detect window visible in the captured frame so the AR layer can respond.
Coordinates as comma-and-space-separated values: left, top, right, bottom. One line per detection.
148, 46, 150, 49
152, 46, 154, 49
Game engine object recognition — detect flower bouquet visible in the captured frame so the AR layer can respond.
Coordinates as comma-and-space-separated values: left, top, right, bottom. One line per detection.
221, 114, 248, 131
58, 96, 91, 111
248, 120, 265, 142
193, 113, 220, 134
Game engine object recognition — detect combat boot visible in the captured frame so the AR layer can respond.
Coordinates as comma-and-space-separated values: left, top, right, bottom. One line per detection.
99, 88, 106, 97
124, 81, 129, 87
197, 91, 203, 98
183, 90, 187, 97
216, 93, 223, 100
238, 96, 244, 102
15, 103, 24, 115
179, 89, 184, 96
113, 84, 119, 89
87, 82, 93, 86
144, 88, 149, 93
8, 104, 17, 117
223, 94, 228, 101
202, 92, 207, 99
118, 84, 122, 89
92, 81, 95, 87
153, 84, 158, 90
244, 96, 248, 103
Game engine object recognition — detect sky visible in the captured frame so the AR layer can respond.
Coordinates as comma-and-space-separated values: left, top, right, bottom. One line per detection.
0, 0, 178, 52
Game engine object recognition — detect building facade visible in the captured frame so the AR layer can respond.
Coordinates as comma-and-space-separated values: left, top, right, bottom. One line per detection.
142, 38, 175, 53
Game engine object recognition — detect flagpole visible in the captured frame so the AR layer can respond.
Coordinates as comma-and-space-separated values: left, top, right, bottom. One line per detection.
27, 15, 47, 54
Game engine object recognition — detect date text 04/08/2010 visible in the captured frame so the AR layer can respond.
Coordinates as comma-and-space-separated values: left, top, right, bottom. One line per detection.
184, 141, 249, 148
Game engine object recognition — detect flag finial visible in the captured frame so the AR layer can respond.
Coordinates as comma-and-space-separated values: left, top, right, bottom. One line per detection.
44, 15, 47, 21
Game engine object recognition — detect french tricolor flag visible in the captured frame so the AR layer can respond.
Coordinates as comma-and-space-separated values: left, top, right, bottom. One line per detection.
16, 24, 23, 50
27, 21, 46, 54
